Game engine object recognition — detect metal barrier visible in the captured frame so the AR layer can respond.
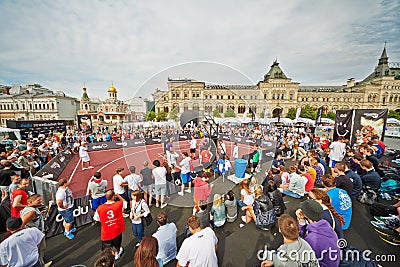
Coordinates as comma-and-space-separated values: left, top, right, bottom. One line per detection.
31, 176, 59, 206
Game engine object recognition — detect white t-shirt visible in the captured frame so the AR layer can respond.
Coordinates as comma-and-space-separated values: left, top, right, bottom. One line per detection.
113, 174, 125, 194
152, 167, 167, 185
125, 173, 142, 191
232, 145, 239, 159
241, 189, 254, 206
0, 228, 44, 267
190, 139, 197, 149
153, 223, 178, 265
329, 141, 346, 161
79, 145, 89, 158
180, 157, 191, 174
56, 187, 74, 211
176, 227, 218, 267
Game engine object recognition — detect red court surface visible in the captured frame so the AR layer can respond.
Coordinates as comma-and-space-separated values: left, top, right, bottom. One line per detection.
60, 141, 255, 197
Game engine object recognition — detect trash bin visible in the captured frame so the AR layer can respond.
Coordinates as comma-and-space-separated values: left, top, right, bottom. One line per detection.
234, 159, 247, 178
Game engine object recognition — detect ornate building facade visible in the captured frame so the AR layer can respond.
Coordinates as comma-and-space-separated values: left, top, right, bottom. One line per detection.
154, 46, 400, 118
0, 83, 79, 127
78, 84, 130, 126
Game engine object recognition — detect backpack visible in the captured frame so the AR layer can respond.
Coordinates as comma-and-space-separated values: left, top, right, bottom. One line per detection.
357, 186, 377, 205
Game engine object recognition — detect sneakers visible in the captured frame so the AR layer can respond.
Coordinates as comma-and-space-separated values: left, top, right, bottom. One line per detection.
379, 234, 400, 246
88, 166, 94, 169
184, 189, 192, 193
374, 215, 398, 222
161, 203, 168, 209
371, 220, 390, 230
44, 261, 53, 267
156, 203, 160, 208
135, 242, 140, 247
178, 192, 184, 196
64, 232, 75, 239
115, 247, 124, 260
82, 168, 87, 170
241, 215, 247, 223
70, 227, 76, 233
374, 227, 400, 237
239, 223, 245, 228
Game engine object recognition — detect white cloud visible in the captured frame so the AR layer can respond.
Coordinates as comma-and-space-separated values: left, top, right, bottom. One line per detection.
0, 0, 399, 100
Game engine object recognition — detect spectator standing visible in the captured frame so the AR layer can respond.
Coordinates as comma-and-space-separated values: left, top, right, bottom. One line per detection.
20, 194, 48, 266
0, 161, 15, 200
328, 137, 346, 171
112, 167, 130, 216
176, 215, 218, 267
0, 217, 44, 267
232, 142, 239, 160
37, 143, 49, 169
152, 211, 178, 265
152, 160, 168, 209
56, 178, 76, 239
94, 190, 125, 261
189, 135, 197, 159
130, 190, 150, 247
10, 178, 29, 218
125, 166, 142, 200
88, 172, 108, 221
140, 161, 154, 207
178, 152, 192, 196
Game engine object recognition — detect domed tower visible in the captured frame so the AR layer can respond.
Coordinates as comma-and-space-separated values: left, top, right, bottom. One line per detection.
108, 83, 117, 101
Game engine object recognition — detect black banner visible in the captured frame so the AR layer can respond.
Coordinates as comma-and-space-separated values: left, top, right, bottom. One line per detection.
352, 109, 388, 142
315, 107, 323, 125
35, 148, 74, 179
333, 110, 353, 141
77, 115, 93, 133
45, 195, 94, 238
6, 120, 67, 140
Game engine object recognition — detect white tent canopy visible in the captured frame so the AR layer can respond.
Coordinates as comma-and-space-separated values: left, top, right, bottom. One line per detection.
387, 118, 400, 125
0, 127, 21, 140
320, 118, 335, 124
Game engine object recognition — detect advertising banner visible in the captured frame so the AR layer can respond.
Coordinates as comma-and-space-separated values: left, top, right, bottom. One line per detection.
6, 120, 67, 139
35, 149, 74, 180
315, 107, 323, 125
333, 110, 353, 141
352, 109, 388, 142
77, 115, 93, 133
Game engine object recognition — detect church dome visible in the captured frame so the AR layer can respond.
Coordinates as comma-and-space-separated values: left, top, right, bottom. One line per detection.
108, 85, 117, 93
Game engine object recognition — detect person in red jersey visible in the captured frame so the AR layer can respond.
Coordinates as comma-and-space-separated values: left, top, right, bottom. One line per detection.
10, 178, 29, 217
94, 189, 126, 261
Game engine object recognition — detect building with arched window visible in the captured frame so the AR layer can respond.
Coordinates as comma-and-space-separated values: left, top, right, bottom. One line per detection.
154, 45, 400, 118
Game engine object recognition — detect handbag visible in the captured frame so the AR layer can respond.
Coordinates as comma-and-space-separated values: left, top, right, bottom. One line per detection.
140, 201, 153, 226
357, 186, 377, 205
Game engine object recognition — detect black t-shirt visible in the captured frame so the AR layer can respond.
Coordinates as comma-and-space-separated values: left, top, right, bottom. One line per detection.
0, 169, 15, 186
336, 175, 353, 197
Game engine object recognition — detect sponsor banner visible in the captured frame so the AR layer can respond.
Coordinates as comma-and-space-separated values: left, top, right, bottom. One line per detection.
35, 148, 74, 180
315, 107, 323, 125
333, 110, 353, 142
45, 195, 94, 238
178, 134, 191, 141
77, 115, 93, 133
353, 109, 388, 142
6, 120, 67, 140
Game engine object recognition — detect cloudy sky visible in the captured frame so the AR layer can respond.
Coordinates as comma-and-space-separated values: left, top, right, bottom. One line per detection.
0, 0, 399, 100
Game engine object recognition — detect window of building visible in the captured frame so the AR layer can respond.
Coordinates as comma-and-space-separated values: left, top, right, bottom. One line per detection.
16, 104, 19, 109
35, 104, 38, 109
51, 103, 55, 109
264, 94, 267, 99
289, 94, 293, 100
238, 106, 246, 113
272, 94, 275, 100
281, 94, 284, 99
217, 105, 223, 114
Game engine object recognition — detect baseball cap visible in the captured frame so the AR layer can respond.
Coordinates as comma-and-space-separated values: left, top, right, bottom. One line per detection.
299, 199, 323, 222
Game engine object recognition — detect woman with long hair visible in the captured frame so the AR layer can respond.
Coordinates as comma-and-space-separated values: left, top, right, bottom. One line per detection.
309, 188, 345, 239
134, 236, 162, 267
238, 179, 256, 224
210, 194, 226, 228
130, 190, 150, 247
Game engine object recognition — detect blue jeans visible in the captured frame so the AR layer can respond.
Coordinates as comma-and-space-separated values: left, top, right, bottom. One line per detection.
39, 156, 47, 169
236, 199, 246, 208
282, 189, 302, 199
132, 222, 144, 243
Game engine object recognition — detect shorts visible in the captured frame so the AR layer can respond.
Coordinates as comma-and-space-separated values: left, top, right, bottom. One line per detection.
59, 207, 74, 223
180, 173, 191, 184
92, 196, 106, 211
102, 233, 123, 250
252, 161, 259, 168
329, 159, 338, 168
154, 184, 167, 196
142, 184, 153, 193
81, 156, 90, 162
190, 148, 196, 154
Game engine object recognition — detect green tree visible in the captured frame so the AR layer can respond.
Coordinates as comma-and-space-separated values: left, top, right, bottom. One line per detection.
145, 111, 156, 121
286, 107, 297, 120
213, 108, 221, 118
300, 105, 316, 120
224, 107, 236, 118
168, 108, 179, 121
322, 111, 336, 120
156, 111, 168, 121
388, 110, 400, 120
